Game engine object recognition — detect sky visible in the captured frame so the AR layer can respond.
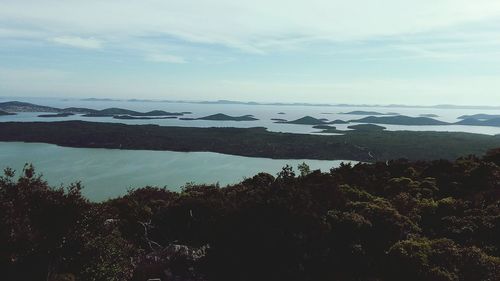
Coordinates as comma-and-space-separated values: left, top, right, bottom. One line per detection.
1, 0, 500, 105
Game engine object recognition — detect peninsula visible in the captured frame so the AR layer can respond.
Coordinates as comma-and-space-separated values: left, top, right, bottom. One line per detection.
0, 121, 498, 162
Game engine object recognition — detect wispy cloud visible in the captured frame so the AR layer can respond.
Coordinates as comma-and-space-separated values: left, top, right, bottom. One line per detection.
3, 0, 500, 53
146, 53, 186, 64
50, 36, 102, 49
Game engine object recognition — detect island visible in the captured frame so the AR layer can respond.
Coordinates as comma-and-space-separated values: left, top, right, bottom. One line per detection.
340, 111, 399, 115
328, 119, 349, 124
0, 121, 498, 162
38, 113, 75, 118
0, 110, 16, 116
312, 124, 336, 130
113, 115, 178, 120
0, 101, 60, 112
456, 118, 500, 127
458, 114, 500, 120
347, 124, 386, 131
274, 116, 327, 125
180, 113, 258, 121
0, 101, 187, 117
83, 108, 185, 117
350, 115, 449, 126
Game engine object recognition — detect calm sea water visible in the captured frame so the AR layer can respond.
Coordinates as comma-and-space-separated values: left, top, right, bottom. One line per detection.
1, 97, 500, 135
1, 98, 499, 200
0, 142, 353, 201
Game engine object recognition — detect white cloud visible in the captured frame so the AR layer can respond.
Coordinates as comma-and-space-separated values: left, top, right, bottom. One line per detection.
2, 0, 500, 52
146, 53, 186, 64
50, 36, 102, 49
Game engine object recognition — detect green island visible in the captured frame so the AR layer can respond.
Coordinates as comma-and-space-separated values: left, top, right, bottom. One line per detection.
2, 149, 499, 280
180, 113, 258, 121
0, 121, 499, 161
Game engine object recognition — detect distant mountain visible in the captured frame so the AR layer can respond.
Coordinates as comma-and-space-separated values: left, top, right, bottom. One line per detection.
0, 101, 60, 113
458, 114, 500, 120
351, 115, 449, 126
181, 113, 258, 121
420, 114, 439, 118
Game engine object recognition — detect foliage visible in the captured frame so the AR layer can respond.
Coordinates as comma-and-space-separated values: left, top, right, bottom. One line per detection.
1, 149, 500, 280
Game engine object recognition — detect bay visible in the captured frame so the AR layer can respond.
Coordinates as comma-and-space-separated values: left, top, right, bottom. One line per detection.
0, 142, 354, 201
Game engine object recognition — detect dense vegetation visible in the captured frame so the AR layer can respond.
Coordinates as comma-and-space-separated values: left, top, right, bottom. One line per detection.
0, 121, 499, 161
1, 149, 500, 281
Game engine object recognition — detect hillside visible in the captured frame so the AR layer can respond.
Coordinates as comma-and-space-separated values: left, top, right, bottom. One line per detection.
1, 150, 499, 280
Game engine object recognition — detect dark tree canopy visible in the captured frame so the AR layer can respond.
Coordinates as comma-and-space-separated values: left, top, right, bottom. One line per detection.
1, 149, 500, 281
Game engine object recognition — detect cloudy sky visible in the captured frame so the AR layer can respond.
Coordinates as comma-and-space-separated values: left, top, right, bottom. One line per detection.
1, 0, 500, 105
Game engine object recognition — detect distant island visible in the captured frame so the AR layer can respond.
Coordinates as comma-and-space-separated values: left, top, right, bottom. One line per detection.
38, 113, 75, 118
275, 116, 328, 125
82, 108, 185, 117
340, 111, 399, 115
0, 121, 498, 162
0, 101, 60, 113
329, 119, 349, 124
0, 101, 187, 117
347, 124, 386, 131
456, 118, 500, 127
180, 113, 258, 121
0, 110, 16, 116
312, 124, 336, 130
350, 115, 449, 126
419, 114, 439, 118
113, 115, 178, 120
71, 97, 500, 110
458, 114, 500, 120
313, 124, 386, 133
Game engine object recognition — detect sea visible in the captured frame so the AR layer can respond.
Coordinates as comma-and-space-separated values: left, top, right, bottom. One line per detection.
1, 97, 499, 201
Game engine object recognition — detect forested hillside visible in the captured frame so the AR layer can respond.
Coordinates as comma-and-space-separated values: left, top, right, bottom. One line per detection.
1, 149, 500, 281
